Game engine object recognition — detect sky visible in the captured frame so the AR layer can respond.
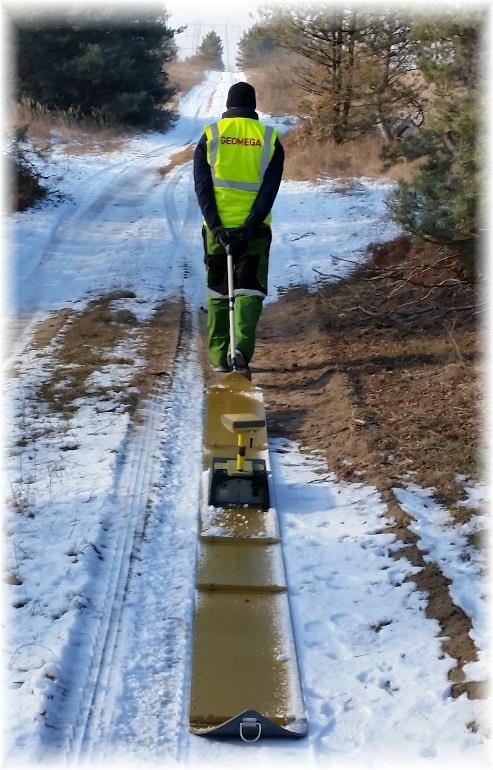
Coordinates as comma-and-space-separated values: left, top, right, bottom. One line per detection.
164, 0, 258, 70
0, 0, 260, 71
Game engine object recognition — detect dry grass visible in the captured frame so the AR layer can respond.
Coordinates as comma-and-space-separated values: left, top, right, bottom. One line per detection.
246, 52, 302, 117
282, 125, 420, 182
317, 238, 482, 509
38, 291, 139, 415
256, 235, 482, 512
168, 59, 208, 98
60, 139, 128, 156
158, 144, 194, 177
35, 292, 184, 418
14, 99, 133, 153
30, 309, 75, 350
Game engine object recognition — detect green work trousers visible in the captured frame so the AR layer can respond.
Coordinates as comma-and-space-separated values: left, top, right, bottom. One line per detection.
202, 224, 271, 367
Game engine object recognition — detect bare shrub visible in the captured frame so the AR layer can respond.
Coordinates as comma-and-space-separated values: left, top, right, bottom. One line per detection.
367, 234, 412, 267
9, 126, 48, 211
245, 51, 302, 116
14, 152, 47, 211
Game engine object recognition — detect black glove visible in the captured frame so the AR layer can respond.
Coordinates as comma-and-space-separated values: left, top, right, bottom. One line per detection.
212, 226, 254, 256
230, 226, 254, 247
212, 226, 228, 248
227, 228, 249, 257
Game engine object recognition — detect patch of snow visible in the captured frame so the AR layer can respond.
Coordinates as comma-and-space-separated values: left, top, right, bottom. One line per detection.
393, 483, 489, 683
187, 440, 490, 766
267, 177, 401, 303
456, 481, 489, 512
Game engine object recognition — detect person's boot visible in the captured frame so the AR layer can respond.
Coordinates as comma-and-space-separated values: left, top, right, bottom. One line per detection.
228, 349, 252, 380
211, 362, 232, 374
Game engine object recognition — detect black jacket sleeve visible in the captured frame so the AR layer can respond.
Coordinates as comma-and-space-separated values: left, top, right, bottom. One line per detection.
193, 133, 221, 231
245, 137, 284, 230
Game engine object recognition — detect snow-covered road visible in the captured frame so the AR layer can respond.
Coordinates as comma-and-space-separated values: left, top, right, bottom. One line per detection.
5, 71, 490, 768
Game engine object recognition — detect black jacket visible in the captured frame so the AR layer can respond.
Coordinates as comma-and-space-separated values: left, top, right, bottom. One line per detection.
193, 107, 284, 232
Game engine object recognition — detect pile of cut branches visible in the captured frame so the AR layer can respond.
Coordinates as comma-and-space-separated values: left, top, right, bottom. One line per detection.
318, 234, 481, 337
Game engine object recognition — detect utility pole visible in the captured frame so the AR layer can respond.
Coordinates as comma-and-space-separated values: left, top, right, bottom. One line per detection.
224, 24, 230, 71
178, 21, 241, 70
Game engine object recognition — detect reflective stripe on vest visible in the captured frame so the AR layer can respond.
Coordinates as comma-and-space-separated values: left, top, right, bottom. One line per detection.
208, 122, 275, 192
204, 118, 278, 227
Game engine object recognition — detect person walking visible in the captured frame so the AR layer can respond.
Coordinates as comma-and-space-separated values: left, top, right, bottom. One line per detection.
193, 81, 284, 379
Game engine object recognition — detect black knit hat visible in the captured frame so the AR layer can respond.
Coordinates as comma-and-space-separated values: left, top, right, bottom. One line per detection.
226, 81, 256, 110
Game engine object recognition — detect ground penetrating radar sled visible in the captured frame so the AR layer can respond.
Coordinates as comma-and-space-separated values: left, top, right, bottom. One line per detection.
188, 245, 308, 742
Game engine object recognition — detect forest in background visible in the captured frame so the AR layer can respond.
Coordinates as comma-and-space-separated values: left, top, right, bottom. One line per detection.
9, 7, 230, 211
14, 8, 178, 127
8, 4, 486, 272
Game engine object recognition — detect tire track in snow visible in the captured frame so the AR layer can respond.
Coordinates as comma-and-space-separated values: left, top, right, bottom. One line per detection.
68, 320, 187, 760
7, 144, 177, 367
14, 144, 173, 302
40, 167, 202, 762
44, 81, 210, 763
7, 73, 220, 365
70, 151, 203, 762
85, 306, 203, 765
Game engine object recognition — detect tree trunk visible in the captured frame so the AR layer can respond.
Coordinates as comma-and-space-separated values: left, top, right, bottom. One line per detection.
341, 12, 357, 135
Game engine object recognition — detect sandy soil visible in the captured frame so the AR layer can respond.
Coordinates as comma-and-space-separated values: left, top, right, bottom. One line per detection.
249, 240, 485, 699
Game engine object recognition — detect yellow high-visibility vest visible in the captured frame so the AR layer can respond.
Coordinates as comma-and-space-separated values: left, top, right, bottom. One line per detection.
204, 117, 278, 228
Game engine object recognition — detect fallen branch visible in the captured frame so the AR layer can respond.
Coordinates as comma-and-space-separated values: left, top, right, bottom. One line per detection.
290, 231, 316, 241
346, 305, 380, 316
331, 255, 364, 266
313, 267, 345, 280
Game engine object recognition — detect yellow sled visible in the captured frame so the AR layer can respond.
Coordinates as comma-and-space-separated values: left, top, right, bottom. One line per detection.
188, 371, 308, 741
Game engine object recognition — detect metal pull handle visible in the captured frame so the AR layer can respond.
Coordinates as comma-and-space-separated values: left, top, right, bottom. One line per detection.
239, 717, 262, 743
226, 249, 237, 368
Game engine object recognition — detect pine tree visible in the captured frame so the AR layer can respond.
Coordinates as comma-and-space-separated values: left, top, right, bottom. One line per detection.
13, 8, 178, 127
386, 13, 483, 256
197, 31, 224, 71
259, 8, 419, 143
236, 24, 280, 69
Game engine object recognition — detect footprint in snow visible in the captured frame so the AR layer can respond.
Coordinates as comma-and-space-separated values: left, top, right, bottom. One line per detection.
379, 677, 399, 694
351, 624, 379, 646
329, 612, 349, 625
387, 569, 405, 586
321, 702, 335, 719
357, 670, 375, 685
304, 620, 330, 648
